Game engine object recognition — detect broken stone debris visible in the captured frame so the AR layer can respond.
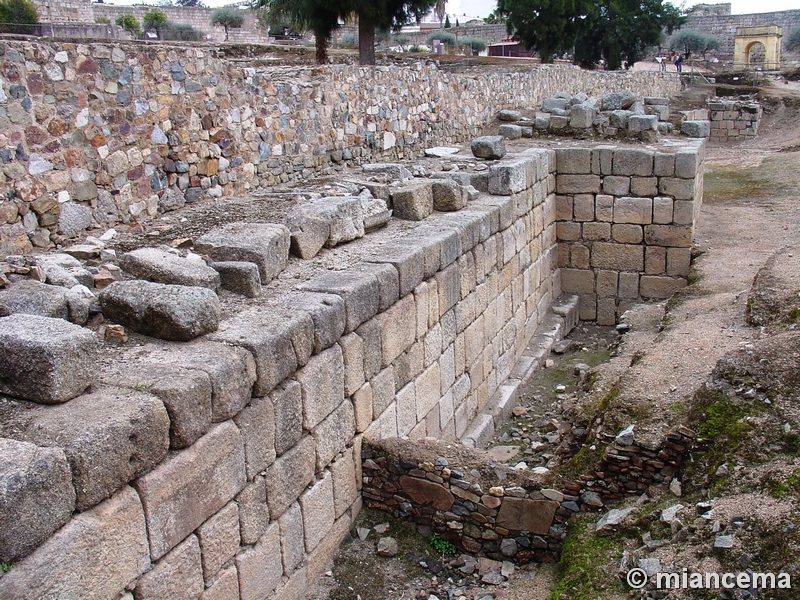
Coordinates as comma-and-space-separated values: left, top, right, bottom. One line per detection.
471, 136, 507, 160
118, 247, 221, 290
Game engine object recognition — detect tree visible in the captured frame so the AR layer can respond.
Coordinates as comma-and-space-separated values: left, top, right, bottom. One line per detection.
115, 14, 141, 38
785, 25, 800, 53
174, 0, 205, 6
434, 0, 446, 27
0, 0, 38, 35
253, 0, 342, 64
444, 14, 450, 28
497, 0, 585, 63
669, 29, 719, 59
483, 9, 505, 24
143, 9, 168, 30
211, 7, 244, 41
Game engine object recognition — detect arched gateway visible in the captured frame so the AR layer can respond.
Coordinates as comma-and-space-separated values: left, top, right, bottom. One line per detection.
733, 25, 782, 71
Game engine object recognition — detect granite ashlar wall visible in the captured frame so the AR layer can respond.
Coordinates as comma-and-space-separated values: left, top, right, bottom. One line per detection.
0, 38, 680, 256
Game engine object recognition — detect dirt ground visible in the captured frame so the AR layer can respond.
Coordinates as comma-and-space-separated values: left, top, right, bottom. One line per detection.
302, 83, 800, 600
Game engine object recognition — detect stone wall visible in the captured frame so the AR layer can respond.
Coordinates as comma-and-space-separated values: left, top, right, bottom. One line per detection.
684, 8, 800, 67
0, 38, 681, 257
708, 98, 762, 142
555, 141, 705, 324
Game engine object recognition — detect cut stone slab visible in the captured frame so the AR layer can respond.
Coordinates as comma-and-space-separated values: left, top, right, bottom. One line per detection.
298, 270, 379, 334
596, 506, 636, 533
194, 222, 290, 285
100, 280, 220, 341
602, 90, 637, 111
362, 163, 412, 181
399, 476, 455, 511
212, 261, 261, 298
471, 136, 506, 160
286, 205, 330, 260
0, 280, 71, 322
0, 486, 150, 600
0, 314, 98, 404
308, 196, 366, 246
0, 437, 75, 563
495, 498, 558, 535
570, 104, 595, 129
431, 179, 466, 212
681, 120, 711, 138
497, 109, 522, 122
119, 248, 220, 289
487, 445, 521, 462
628, 115, 658, 133
498, 124, 522, 140
0, 387, 170, 512
424, 147, 460, 158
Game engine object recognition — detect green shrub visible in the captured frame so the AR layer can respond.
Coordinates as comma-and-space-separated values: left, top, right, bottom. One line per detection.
143, 9, 168, 31
430, 534, 457, 556
210, 7, 243, 41
670, 29, 720, 58
95, 16, 111, 25
393, 34, 411, 46
160, 21, 204, 41
459, 37, 486, 53
0, 0, 38, 35
426, 30, 456, 47
115, 14, 141, 38
338, 33, 356, 48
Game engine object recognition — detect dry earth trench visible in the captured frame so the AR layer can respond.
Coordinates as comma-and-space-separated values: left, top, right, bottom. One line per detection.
304, 87, 800, 600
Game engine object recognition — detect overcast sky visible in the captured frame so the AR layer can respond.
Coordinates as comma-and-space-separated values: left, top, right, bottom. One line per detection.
103, 0, 800, 18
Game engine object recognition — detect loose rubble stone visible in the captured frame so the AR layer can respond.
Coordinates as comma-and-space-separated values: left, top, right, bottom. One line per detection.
100, 280, 220, 341
498, 124, 522, 140
497, 110, 522, 122
286, 206, 330, 259
0, 437, 75, 563
212, 261, 261, 297
596, 507, 636, 532
471, 136, 506, 160
602, 90, 637, 111
0, 280, 73, 322
194, 222, 290, 285
0, 314, 98, 404
57, 203, 92, 237
681, 120, 711, 138
391, 181, 434, 221
119, 248, 221, 289
376, 537, 399, 557
431, 179, 466, 212
570, 104, 595, 128
495, 498, 558, 535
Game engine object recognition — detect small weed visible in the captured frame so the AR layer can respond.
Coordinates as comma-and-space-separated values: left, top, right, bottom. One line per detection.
430, 534, 457, 556
597, 385, 619, 410
1, 562, 11, 573
789, 307, 800, 323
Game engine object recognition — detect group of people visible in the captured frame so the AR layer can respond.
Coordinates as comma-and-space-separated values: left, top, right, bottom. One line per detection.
655, 52, 685, 72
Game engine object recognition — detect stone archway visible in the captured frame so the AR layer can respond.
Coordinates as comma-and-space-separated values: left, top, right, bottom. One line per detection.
733, 26, 782, 71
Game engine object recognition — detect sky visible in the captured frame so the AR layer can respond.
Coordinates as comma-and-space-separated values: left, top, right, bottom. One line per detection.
104, 0, 800, 18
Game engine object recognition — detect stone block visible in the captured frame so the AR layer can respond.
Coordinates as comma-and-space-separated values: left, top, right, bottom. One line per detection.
312, 400, 355, 472
556, 174, 601, 194
0, 487, 149, 600
356, 318, 382, 381
644, 224, 693, 247
140, 341, 256, 424
197, 505, 241, 584
556, 221, 581, 242
209, 308, 302, 396
602, 175, 630, 196
534, 112, 551, 129
561, 268, 594, 295
499, 124, 522, 139
353, 383, 373, 433
658, 177, 695, 200
498, 109, 522, 122
613, 197, 652, 224
300, 471, 335, 553
496, 498, 559, 535
134, 422, 245, 560
630, 177, 657, 197
602, 90, 637, 111
639, 276, 687, 299
0, 438, 75, 563
399, 476, 455, 510
134, 535, 204, 600
595, 270, 618, 298
365, 243, 424, 298
569, 104, 595, 129
298, 270, 379, 333
654, 152, 675, 177
667, 247, 692, 277
543, 97, 569, 112
597, 297, 617, 325
582, 222, 611, 241
278, 501, 305, 575
357, 262, 400, 311
396, 381, 416, 436
489, 158, 533, 196
618, 272, 640, 298
653, 196, 673, 224
282, 292, 347, 354
391, 181, 434, 221
680, 120, 710, 138
211, 261, 261, 298
591, 243, 643, 272
339, 333, 365, 397
572, 194, 594, 221
555, 195, 573, 221
237, 476, 269, 546
119, 248, 220, 290
379, 294, 416, 367
234, 396, 275, 480
612, 224, 644, 244
672, 200, 694, 225
436, 263, 461, 317
330, 448, 358, 519
613, 149, 653, 176
194, 222, 290, 285
1, 387, 169, 513
371, 366, 395, 418
57, 202, 92, 237
628, 115, 658, 132
0, 314, 98, 404
471, 136, 506, 160
595, 194, 614, 222
431, 179, 466, 212
415, 363, 441, 422
645, 246, 667, 275
199, 565, 238, 600
286, 205, 329, 260
298, 344, 345, 430
237, 524, 283, 600
265, 435, 315, 519
100, 280, 220, 341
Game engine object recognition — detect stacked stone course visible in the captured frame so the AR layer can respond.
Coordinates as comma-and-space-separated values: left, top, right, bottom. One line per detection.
708, 99, 762, 142
555, 141, 704, 324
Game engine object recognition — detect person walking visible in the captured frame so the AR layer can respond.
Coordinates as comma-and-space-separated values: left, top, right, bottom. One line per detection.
675, 54, 683, 72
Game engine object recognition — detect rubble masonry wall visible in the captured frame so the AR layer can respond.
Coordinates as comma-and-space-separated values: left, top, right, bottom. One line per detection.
0, 39, 680, 256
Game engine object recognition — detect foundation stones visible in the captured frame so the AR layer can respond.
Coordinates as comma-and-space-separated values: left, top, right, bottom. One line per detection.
681, 120, 711, 138
119, 248, 221, 290
471, 136, 507, 160
497, 110, 522, 122
602, 90, 637, 111
0, 438, 75, 563
0, 314, 98, 404
0, 279, 88, 324
211, 261, 262, 298
99, 280, 221, 341
391, 180, 434, 221
498, 124, 523, 140
194, 222, 290, 285
286, 206, 329, 260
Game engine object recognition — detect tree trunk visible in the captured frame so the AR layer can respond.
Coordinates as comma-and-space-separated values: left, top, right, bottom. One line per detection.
315, 34, 328, 64
358, 19, 375, 65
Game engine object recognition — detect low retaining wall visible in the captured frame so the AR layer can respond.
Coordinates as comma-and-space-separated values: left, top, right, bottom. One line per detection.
708, 99, 762, 142
0, 38, 681, 257
555, 140, 705, 324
